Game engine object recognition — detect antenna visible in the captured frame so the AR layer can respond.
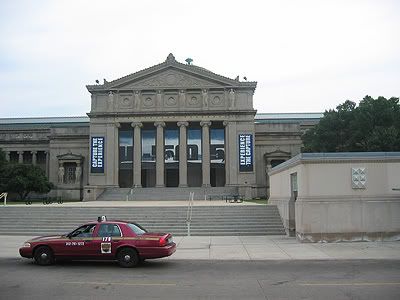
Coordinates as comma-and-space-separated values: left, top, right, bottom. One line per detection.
185, 58, 193, 65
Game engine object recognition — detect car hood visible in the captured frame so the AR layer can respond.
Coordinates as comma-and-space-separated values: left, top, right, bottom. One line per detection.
28, 235, 66, 242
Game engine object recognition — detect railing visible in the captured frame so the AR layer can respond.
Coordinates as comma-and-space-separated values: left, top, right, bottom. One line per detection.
186, 191, 194, 236
126, 188, 134, 201
0, 192, 8, 206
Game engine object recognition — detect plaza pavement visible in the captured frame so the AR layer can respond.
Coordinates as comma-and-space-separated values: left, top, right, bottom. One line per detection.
2, 201, 399, 261
2, 235, 400, 261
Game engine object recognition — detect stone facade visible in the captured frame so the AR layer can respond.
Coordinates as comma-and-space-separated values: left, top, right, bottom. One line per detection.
0, 55, 321, 200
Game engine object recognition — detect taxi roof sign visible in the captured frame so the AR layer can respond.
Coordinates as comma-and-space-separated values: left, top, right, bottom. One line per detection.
98, 216, 107, 222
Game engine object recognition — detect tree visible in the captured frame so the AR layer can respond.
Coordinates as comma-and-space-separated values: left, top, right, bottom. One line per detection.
302, 96, 400, 152
1, 164, 53, 200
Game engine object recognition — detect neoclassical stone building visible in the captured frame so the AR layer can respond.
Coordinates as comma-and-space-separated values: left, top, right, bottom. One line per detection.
0, 54, 321, 200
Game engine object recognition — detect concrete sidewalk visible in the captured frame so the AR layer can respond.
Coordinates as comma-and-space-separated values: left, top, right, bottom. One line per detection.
3, 200, 260, 207
2, 235, 400, 261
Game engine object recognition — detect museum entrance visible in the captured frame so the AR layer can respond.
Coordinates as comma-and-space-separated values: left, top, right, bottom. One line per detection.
141, 125, 156, 187
164, 125, 179, 187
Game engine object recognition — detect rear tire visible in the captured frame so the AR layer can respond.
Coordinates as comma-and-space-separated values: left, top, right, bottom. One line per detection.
34, 246, 54, 266
117, 248, 139, 268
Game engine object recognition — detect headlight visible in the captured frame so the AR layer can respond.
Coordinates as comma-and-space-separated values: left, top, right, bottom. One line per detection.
22, 242, 31, 248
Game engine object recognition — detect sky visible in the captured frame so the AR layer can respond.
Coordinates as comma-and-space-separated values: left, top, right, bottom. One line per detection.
0, 0, 399, 117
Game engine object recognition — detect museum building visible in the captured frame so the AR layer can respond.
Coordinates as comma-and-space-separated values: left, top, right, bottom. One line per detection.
0, 54, 321, 200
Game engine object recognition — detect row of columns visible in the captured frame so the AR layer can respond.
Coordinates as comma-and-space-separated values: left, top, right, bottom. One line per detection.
4, 150, 49, 176
123, 121, 216, 188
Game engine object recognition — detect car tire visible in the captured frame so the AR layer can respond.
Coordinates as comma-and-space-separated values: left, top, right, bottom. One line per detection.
117, 248, 139, 268
34, 246, 55, 266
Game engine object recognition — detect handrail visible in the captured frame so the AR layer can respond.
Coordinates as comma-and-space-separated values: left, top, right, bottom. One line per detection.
0, 192, 8, 206
186, 192, 194, 236
126, 188, 134, 201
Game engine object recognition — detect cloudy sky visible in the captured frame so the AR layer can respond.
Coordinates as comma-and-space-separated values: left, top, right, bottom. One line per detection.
0, 0, 399, 117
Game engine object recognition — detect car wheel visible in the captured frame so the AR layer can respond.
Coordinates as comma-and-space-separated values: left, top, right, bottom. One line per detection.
117, 248, 139, 268
34, 246, 55, 266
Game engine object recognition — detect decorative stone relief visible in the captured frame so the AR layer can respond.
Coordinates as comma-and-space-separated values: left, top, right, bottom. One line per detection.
133, 91, 141, 109
143, 97, 154, 107
156, 90, 163, 107
118, 94, 133, 109
229, 89, 235, 109
352, 168, 366, 189
108, 91, 114, 110
202, 89, 208, 108
179, 90, 186, 107
166, 97, 177, 106
127, 70, 218, 89
187, 96, 200, 106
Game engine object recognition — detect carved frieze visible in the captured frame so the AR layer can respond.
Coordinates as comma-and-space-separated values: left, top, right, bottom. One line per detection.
122, 70, 220, 90
118, 94, 133, 109
0, 132, 48, 141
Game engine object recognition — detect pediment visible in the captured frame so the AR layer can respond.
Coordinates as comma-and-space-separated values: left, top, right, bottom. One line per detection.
87, 54, 257, 93
112, 68, 229, 90
57, 153, 84, 161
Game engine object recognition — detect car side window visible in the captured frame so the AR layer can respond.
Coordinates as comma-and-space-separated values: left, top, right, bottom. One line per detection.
70, 224, 96, 238
97, 224, 122, 237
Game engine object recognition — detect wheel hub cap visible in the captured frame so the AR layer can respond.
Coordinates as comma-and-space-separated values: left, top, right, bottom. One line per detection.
124, 255, 131, 261
41, 253, 48, 259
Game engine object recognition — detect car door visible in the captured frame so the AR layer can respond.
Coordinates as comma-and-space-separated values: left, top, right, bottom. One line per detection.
92, 223, 123, 258
62, 224, 97, 257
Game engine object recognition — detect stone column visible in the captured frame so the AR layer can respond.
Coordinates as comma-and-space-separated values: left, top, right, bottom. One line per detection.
131, 122, 143, 187
223, 121, 230, 186
177, 121, 189, 187
114, 122, 121, 186
44, 151, 49, 177
5, 151, 10, 161
200, 121, 211, 187
17, 151, 23, 164
31, 151, 37, 165
154, 121, 166, 187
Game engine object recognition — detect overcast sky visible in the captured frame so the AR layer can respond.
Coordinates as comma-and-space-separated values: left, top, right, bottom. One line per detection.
0, 0, 399, 118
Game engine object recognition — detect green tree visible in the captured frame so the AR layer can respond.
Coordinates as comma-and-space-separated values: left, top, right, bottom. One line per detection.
302, 96, 400, 152
2, 164, 53, 200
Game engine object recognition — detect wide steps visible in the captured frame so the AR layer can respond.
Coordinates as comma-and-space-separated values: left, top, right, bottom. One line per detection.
0, 205, 285, 236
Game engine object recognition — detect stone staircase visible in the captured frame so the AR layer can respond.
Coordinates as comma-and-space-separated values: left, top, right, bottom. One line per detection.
0, 205, 285, 236
97, 186, 239, 201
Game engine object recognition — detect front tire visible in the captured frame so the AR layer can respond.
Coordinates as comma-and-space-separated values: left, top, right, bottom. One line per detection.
117, 248, 139, 268
34, 246, 54, 266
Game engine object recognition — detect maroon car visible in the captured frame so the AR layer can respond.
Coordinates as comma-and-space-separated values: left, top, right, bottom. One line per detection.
19, 216, 176, 267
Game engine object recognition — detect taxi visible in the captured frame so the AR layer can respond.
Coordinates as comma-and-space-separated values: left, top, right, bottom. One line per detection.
19, 216, 176, 267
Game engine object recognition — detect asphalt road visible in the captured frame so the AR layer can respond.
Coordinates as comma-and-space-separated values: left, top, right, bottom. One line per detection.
0, 258, 399, 300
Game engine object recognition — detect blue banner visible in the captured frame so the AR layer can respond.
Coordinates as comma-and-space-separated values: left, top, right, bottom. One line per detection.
238, 134, 253, 172
91, 137, 105, 173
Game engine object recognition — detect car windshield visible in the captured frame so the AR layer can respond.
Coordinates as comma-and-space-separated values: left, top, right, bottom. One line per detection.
127, 223, 147, 235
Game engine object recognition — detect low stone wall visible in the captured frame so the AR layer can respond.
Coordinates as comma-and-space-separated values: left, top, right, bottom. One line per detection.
269, 152, 400, 242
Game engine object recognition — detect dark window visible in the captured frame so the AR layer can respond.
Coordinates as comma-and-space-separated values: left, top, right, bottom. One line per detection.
64, 162, 76, 184
127, 223, 147, 235
97, 224, 122, 237
69, 224, 96, 238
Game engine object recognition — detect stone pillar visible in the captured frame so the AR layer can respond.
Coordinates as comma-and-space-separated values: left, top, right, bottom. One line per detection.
154, 121, 166, 187
223, 121, 230, 186
114, 122, 121, 186
44, 151, 49, 177
200, 121, 211, 187
31, 151, 37, 165
177, 121, 189, 187
131, 122, 143, 187
17, 151, 23, 164
5, 151, 10, 161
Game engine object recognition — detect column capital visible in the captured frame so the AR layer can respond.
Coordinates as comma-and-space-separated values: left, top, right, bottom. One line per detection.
177, 121, 189, 128
131, 122, 143, 128
115, 122, 121, 128
17, 151, 24, 155
154, 121, 166, 128
31, 151, 37, 155
222, 121, 230, 127
200, 121, 211, 128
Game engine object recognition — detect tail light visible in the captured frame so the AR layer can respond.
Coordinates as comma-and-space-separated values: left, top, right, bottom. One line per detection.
159, 236, 167, 246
